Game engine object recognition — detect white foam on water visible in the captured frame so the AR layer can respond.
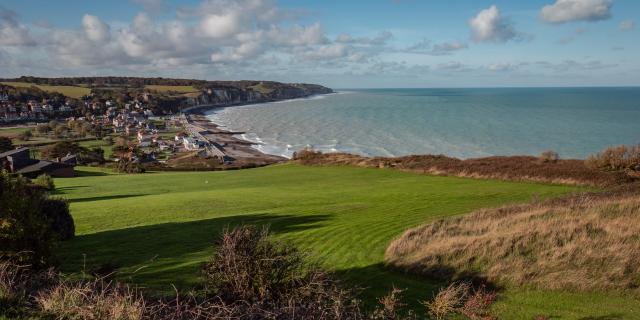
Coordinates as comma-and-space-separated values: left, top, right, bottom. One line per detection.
204, 88, 640, 160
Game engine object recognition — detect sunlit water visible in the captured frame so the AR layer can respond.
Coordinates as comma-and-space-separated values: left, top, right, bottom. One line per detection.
206, 87, 640, 159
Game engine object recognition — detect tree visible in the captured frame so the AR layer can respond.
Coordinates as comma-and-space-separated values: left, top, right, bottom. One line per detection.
0, 137, 13, 152
40, 141, 83, 160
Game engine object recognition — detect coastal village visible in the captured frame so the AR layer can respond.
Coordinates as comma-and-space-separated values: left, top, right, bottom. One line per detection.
0, 78, 330, 176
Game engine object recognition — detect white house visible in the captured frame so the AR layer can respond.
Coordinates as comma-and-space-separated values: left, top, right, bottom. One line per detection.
183, 137, 204, 150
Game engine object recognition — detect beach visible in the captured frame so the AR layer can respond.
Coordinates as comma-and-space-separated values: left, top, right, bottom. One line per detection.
182, 109, 287, 168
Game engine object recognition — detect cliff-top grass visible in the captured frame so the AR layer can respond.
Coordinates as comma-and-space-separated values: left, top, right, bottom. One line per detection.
1, 81, 91, 99
52, 163, 639, 318
144, 85, 199, 93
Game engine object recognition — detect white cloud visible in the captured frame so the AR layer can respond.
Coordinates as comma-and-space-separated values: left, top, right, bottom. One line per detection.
540, 0, 613, 24
82, 14, 111, 42
0, 6, 35, 46
469, 5, 522, 43
619, 20, 635, 31
199, 13, 243, 39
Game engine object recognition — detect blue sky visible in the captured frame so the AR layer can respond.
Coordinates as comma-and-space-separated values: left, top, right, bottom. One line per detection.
0, 0, 638, 88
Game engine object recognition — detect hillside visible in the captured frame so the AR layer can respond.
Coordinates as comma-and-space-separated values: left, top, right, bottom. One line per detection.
48, 164, 640, 318
0, 77, 332, 117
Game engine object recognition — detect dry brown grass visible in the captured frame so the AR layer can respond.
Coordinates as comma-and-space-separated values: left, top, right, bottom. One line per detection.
37, 280, 146, 320
293, 149, 631, 186
385, 189, 640, 292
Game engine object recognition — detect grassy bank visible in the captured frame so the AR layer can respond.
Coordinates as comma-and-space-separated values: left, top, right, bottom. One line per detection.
51, 164, 637, 318
1, 82, 90, 98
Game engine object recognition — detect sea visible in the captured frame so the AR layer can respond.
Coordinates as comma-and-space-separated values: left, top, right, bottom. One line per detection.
205, 87, 640, 159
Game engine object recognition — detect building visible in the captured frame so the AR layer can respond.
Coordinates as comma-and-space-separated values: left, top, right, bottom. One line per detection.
0, 148, 75, 178
183, 137, 205, 150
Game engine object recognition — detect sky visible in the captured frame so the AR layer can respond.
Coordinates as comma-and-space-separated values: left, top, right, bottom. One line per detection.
0, 0, 638, 88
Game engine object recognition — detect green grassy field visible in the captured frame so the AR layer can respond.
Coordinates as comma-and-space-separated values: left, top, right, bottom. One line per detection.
78, 139, 114, 159
1, 82, 91, 98
144, 85, 199, 93
0, 126, 33, 137
249, 83, 275, 94
53, 164, 639, 318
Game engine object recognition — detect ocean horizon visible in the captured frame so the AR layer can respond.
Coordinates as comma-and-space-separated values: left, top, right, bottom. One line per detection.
206, 87, 640, 160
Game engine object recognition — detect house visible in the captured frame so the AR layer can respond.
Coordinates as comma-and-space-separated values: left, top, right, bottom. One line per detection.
174, 132, 187, 141
60, 154, 78, 166
183, 137, 205, 150
137, 130, 154, 147
0, 148, 74, 178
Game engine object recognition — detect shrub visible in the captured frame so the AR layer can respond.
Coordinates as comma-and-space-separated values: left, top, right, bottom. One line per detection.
40, 141, 83, 160
292, 148, 323, 161
586, 144, 640, 171
372, 287, 406, 319
115, 160, 146, 174
202, 225, 362, 318
538, 150, 559, 163
41, 199, 74, 241
423, 282, 470, 320
0, 171, 74, 267
203, 225, 307, 302
459, 285, 497, 320
33, 174, 55, 191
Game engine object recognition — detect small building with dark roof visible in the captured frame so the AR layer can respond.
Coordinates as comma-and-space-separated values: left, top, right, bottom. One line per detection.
0, 147, 74, 178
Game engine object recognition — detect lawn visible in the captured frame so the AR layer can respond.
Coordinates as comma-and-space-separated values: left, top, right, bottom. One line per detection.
53, 164, 639, 318
144, 85, 199, 93
78, 139, 114, 159
1, 82, 91, 99
0, 126, 33, 137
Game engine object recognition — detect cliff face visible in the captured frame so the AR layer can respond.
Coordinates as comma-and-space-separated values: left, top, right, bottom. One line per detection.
188, 82, 333, 106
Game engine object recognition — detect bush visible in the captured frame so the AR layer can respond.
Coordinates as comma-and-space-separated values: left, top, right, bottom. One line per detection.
41, 199, 74, 241
202, 225, 362, 318
586, 144, 640, 171
203, 225, 303, 302
538, 150, 559, 163
40, 141, 83, 160
0, 171, 74, 267
115, 160, 146, 174
33, 174, 55, 191
423, 282, 470, 320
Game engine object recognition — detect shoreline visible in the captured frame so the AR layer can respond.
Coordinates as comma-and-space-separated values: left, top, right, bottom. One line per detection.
181, 94, 330, 165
